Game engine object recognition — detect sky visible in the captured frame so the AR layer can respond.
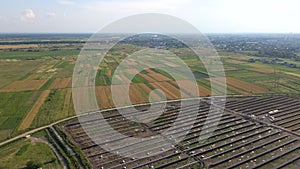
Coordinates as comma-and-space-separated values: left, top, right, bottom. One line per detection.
0, 0, 299, 33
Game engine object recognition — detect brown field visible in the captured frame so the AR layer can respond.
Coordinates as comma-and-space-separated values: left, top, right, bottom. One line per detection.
170, 80, 212, 97
129, 83, 167, 104
107, 69, 112, 77
0, 60, 42, 88
37, 61, 57, 72
209, 77, 269, 94
198, 85, 212, 96
129, 84, 148, 104
207, 56, 222, 59
49, 78, 72, 89
95, 76, 269, 109
144, 69, 156, 74
96, 82, 181, 109
95, 86, 113, 109
226, 77, 269, 94
162, 60, 180, 67
96, 85, 139, 109
26, 73, 41, 80
0, 44, 38, 49
224, 67, 239, 71
150, 81, 180, 99
95, 80, 213, 109
18, 90, 51, 130
250, 67, 275, 73
0, 79, 48, 92
209, 78, 249, 94
139, 73, 156, 83
148, 73, 171, 82
37, 64, 47, 70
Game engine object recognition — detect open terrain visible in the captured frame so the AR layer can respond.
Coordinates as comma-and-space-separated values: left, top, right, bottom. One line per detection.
18, 90, 51, 131
0, 34, 300, 168
0, 130, 62, 169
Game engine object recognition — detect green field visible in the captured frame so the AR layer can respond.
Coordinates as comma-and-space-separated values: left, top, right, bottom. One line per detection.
0, 138, 62, 169
0, 60, 42, 88
54, 60, 75, 78
221, 52, 300, 94
0, 91, 40, 140
0, 37, 299, 152
30, 89, 74, 129
0, 45, 299, 142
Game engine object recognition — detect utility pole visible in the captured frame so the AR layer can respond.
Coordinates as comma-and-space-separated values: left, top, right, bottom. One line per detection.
8, 129, 12, 138
273, 62, 279, 89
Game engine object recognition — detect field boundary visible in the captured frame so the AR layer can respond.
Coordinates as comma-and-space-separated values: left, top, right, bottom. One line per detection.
0, 94, 292, 148
18, 90, 51, 130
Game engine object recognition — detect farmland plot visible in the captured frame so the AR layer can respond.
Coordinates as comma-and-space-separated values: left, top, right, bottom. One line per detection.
0, 60, 42, 88
0, 91, 39, 140
226, 77, 269, 94
30, 89, 70, 128
49, 78, 72, 89
18, 90, 51, 130
0, 80, 48, 92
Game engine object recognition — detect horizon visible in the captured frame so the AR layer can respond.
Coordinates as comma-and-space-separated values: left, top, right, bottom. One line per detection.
1, 32, 300, 35
1, 0, 300, 33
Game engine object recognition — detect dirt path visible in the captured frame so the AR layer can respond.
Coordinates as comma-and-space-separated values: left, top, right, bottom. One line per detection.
18, 90, 51, 130
62, 89, 72, 117
0, 115, 76, 147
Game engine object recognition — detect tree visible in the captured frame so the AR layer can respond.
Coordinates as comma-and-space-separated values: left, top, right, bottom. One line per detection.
26, 161, 42, 169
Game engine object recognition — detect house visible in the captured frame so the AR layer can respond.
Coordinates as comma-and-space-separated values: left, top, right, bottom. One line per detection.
248, 58, 255, 63
289, 64, 296, 68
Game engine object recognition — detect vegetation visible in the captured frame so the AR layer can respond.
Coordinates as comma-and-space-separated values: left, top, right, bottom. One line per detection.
0, 138, 61, 169
46, 127, 92, 169
0, 60, 42, 88
0, 91, 39, 140
0, 50, 80, 60
54, 125, 92, 168
30, 89, 72, 128
45, 128, 74, 169
0, 33, 300, 168
25, 161, 43, 169
210, 34, 300, 60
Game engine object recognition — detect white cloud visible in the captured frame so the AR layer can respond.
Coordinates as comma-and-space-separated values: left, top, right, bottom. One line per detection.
21, 9, 36, 21
46, 12, 56, 17
82, 0, 191, 11
58, 0, 74, 5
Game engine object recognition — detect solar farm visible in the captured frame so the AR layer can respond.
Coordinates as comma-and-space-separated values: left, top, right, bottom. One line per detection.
60, 95, 300, 169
